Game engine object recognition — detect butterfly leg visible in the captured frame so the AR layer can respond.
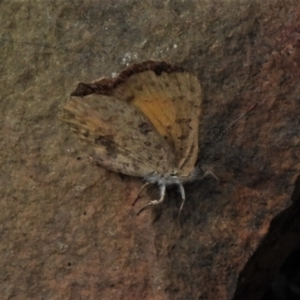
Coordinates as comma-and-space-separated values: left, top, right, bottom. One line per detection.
132, 182, 152, 206
178, 183, 186, 219
136, 184, 166, 215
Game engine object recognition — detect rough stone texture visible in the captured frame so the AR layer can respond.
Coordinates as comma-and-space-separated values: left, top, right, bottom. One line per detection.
1, 1, 300, 299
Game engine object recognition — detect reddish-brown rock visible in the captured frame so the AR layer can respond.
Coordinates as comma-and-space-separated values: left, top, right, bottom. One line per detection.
1, 1, 300, 299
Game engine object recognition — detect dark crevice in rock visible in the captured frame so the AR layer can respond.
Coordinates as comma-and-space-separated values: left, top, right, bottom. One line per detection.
233, 175, 300, 300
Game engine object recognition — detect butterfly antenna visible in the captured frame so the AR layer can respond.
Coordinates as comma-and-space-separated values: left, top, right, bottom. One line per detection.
211, 102, 258, 147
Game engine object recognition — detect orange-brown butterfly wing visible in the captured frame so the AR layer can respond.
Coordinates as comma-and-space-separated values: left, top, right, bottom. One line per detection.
113, 69, 202, 177
71, 61, 202, 177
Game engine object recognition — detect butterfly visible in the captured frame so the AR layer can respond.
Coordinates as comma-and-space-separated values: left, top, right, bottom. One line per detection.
62, 60, 204, 216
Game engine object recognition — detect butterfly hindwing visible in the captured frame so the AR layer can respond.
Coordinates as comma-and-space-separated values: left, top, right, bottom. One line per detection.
62, 94, 176, 178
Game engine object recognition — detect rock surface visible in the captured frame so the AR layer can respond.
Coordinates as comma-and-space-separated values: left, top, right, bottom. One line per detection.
1, 1, 300, 299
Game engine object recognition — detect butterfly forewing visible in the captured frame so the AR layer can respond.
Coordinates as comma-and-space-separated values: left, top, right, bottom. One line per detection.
112, 66, 202, 177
